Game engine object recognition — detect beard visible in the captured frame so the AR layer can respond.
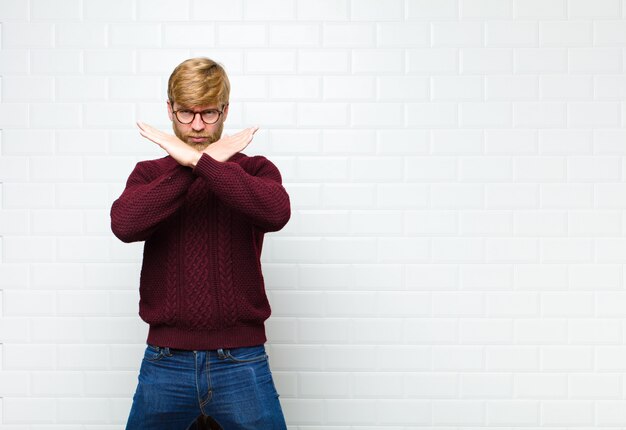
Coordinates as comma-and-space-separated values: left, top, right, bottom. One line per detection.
172, 121, 224, 151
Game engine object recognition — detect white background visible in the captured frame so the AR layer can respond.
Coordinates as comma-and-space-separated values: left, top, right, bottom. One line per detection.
2, 0, 626, 428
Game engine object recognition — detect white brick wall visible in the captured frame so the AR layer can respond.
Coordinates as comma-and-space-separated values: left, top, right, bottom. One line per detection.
2, 0, 626, 428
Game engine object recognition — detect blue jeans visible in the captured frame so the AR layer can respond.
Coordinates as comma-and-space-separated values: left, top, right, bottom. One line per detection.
125, 344, 287, 430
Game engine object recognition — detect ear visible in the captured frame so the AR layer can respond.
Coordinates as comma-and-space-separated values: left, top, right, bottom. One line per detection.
167, 100, 174, 122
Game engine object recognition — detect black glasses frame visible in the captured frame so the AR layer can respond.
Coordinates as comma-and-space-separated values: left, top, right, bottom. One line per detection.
172, 107, 225, 125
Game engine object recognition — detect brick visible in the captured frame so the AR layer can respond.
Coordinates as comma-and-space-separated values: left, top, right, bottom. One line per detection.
406, 210, 457, 235
487, 293, 538, 317
325, 400, 378, 425
247, 50, 297, 73
2, 76, 54, 103
297, 319, 350, 344
31, 0, 80, 21
514, 320, 568, 344
297, 103, 347, 127
541, 401, 594, 426
31, 49, 81, 74
217, 24, 266, 47
514, 156, 565, 181
570, 264, 621, 290
376, 129, 429, 155
352, 318, 403, 343
109, 77, 161, 101
297, 0, 347, 20
432, 22, 483, 47
269, 24, 319, 47
515, 264, 568, 290
84, 0, 134, 20
460, 211, 513, 236
514, 102, 566, 128
461, 373, 513, 397
514, 0, 566, 18
431, 184, 484, 209
269, 76, 320, 100
569, 0, 621, 18
486, 346, 539, 371
84, 50, 135, 75
542, 346, 593, 371
299, 372, 349, 397
271, 238, 322, 262
540, 21, 593, 47
407, 0, 458, 19
378, 400, 431, 425
541, 292, 594, 317
461, 48, 513, 73
243, 0, 295, 20
137, 50, 190, 74
432, 129, 483, 154
407, 103, 458, 128
540, 75, 593, 99
351, 102, 403, 127
540, 129, 591, 154
433, 292, 484, 316
323, 184, 376, 208
569, 102, 621, 127
406, 156, 456, 181
485, 238, 538, 262
32, 372, 83, 396
0, 49, 29, 74
460, 264, 512, 290
486, 21, 537, 46
464, 0, 513, 17
515, 48, 568, 73
56, 24, 106, 47
542, 238, 594, 262
486, 184, 539, 209
83, 103, 135, 128
164, 24, 215, 47
487, 401, 539, 425
377, 22, 429, 47
486, 76, 538, 100
568, 319, 621, 344
2, 23, 53, 48
460, 157, 513, 182
352, 49, 404, 73
3, 398, 57, 423
298, 49, 349, 73
570, 48, 622, 73
351, 0, 404, 20
296, 211, 349, 235
432, 76, 483, 100
461, 102, 512, 127
323, 23, 375, 47
137, 0, 190, 21
459, 319, 513, 344
322, 76, 374, 100
110, 24, 161, 48
514, 211, 567, 236
0, 0, 28, 20
405, 319, 458, 343
408, 48, 458, 73
323, 238, 377, 262
372, 292, 431, 318
57, 183, 108, 209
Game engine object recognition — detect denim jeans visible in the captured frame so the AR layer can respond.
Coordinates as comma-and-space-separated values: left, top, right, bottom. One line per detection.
125, 344, 287, 430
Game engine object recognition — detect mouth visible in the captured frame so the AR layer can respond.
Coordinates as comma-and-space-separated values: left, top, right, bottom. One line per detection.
189, 136, 209, 144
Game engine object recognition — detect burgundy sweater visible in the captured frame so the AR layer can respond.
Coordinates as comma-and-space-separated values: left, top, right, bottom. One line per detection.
110, 152, 290, 350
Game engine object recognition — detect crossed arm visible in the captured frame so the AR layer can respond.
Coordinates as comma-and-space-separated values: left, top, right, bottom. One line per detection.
136, 121, 259, 167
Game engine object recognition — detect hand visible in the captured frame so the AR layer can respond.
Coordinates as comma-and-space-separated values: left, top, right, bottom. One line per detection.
203, 126, 259, 162
137, 121, 202, 168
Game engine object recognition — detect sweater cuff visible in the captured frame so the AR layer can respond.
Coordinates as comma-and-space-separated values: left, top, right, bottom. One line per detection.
192, 152, 222, 179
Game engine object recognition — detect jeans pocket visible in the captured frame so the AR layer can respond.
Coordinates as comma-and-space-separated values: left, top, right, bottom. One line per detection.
143, 344, 164, 362
224, 345, 268, 363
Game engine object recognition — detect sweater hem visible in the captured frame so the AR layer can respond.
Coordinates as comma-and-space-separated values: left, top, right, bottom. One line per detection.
146, 324, 267, 350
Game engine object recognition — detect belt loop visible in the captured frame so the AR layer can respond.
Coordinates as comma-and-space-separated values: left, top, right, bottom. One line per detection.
217, 348, 227, 359
163, 346, 172, 357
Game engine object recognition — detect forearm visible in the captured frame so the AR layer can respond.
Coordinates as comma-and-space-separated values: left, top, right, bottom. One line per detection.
111, 163, 195, 242
193, 153, 291, 231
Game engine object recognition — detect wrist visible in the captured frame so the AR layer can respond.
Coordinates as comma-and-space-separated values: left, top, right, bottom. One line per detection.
189, 151, 202, 168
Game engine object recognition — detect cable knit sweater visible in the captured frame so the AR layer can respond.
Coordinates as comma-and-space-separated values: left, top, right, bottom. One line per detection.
110, 152, 290, 350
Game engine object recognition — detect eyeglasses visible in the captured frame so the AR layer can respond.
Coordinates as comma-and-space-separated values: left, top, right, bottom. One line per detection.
172, 108, 224, 125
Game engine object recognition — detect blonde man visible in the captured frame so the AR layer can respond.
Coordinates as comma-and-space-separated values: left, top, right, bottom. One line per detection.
112, 58, 290, 430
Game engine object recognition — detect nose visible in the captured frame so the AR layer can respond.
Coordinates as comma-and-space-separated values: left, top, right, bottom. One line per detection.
190, 113, 205, 131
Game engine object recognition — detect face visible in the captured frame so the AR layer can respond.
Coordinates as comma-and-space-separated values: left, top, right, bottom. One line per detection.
167, 101, 229, 151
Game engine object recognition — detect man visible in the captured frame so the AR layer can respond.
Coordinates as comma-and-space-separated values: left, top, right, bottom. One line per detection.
111, 57, 290, 429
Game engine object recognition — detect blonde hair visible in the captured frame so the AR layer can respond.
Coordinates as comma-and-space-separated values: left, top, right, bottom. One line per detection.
167, 57, 230, 108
